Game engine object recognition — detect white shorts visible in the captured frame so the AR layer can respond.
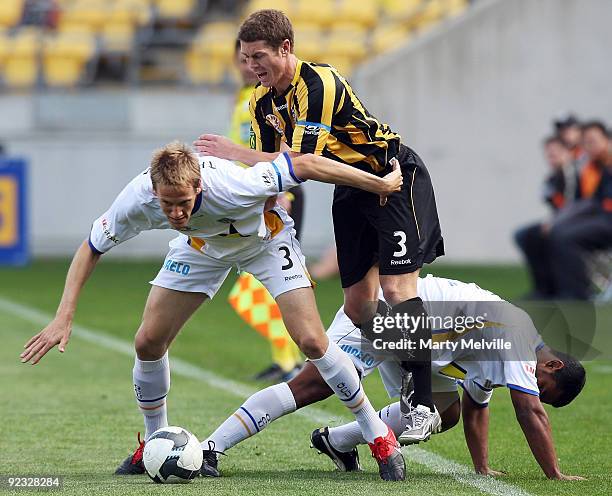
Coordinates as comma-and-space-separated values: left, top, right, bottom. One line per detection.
326, 307, 457, 398
150, 228, 312, 299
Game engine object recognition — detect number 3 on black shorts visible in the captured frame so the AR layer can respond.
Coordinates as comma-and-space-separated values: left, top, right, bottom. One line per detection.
278, 246, 294, 270
393, 231, 407, 257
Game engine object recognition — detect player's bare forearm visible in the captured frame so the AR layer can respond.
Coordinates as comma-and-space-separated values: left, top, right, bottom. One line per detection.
55, 239, 101, 319
20, 240, 100, 364
462, 392, 491, 474
193, 133, 280, 166
293, 154, 402, 202
510, 389, 563, 479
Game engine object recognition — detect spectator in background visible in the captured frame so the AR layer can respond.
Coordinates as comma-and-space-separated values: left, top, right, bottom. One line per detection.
554, 113, 587, 163
227, 39, 303, 382
515, 137, 579, 298
547, 121, 612, 299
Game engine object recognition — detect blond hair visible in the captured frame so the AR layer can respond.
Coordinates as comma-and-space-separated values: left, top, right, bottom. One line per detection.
150, 141, 200, 190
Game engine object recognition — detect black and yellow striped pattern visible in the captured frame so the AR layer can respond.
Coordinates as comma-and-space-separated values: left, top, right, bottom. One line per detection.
249, 59, 400, 173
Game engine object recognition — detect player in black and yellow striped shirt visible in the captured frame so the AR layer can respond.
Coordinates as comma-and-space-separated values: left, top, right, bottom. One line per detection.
193, 9, 445, 456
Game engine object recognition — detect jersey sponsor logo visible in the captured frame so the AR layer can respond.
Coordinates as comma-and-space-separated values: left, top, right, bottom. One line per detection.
303, 124, 321, 136
261, 168, 275, 186
216, 217, 237, 224
339, 344, 375, 367
524, 363, 536, 376
275, 103, 288, 111
163, 259, 191, 276
101, 218, 119, 244
284, 274, 303, 282
390, 258, 412, 265
265, 114, 284, 136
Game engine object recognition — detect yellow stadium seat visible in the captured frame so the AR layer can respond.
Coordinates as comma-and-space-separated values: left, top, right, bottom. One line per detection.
42, 32, 95, 87
109, 0, 152, 28
371, 23, 411, 55
155, 0, 195, 20
101, 21, 135, 53
293, 23, 325, 62
0, 31, 10, 65
323, 55, 354, 79
243, 0, 292, 17
195, 22, 237, 61
381, 0, 424, 22
337, 0, 379, 29
61, 0, 109, 33
327, 23, 367, 62
3, 29, 41, 88
0, 0, 24, 29
291, 0, 334, 28
185, 48, 228, 85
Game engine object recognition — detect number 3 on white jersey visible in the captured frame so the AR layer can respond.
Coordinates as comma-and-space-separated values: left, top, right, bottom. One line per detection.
393, 231, 407, 257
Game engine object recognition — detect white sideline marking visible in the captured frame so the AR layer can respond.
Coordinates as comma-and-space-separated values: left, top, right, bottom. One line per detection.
593, 365, 612, 374
2, 296, 530, 496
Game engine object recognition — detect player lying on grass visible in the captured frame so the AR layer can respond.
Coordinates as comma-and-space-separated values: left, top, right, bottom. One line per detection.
20, 142, 408, 481
198, 275, 586, 481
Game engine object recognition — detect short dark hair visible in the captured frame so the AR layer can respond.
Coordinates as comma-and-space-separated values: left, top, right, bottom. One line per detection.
550, 350, 586, 408
554, 113, 579, 130
238, 9, 294, 51
581, 120, 610, 138
543, 135, 567, 148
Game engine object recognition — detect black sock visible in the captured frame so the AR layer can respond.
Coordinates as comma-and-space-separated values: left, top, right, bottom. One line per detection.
394, 297, 434, 411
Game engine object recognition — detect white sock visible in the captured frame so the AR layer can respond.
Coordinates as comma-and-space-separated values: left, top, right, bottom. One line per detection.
328, 402, 404, 452
133, 353, 170, 441
202, 382, 296, 453
310, 341, 388, 443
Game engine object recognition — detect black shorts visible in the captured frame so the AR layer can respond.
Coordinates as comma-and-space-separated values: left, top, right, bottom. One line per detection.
332, 144, 444, 288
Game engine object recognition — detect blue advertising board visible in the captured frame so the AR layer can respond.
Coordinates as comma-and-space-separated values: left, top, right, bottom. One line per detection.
0, 159, 29, 265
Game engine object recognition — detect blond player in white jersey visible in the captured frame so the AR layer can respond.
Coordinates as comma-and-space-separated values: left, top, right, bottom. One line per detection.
198, 275, 586, 481
20, 142, 408, 481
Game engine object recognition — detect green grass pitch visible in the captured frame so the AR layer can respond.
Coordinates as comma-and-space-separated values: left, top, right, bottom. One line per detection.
1, 260, 611, 495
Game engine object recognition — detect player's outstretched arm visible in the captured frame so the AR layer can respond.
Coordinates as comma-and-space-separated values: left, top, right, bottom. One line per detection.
510, 389, 585, 480
20, 239, 101, 365
462, 393, 506, 476
193, 134, 282, 166
293, 154, 402, 205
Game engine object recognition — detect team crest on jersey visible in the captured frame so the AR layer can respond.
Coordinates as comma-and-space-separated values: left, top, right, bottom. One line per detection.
265, 114, 284, 136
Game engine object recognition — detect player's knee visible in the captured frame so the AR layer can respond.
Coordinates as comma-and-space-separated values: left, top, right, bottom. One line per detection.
294, 333, 327, 359
134, 327, 168, 360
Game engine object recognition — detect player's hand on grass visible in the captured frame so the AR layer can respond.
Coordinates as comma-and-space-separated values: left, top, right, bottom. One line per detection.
476, 467, 507, 477
553, 473, 587, 481
193, 134, 237, 160
379, 157, 403, 206
20, 318, 72, 365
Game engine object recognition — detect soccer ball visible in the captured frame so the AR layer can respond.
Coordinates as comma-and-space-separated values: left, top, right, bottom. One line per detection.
143, 426, 203, 483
